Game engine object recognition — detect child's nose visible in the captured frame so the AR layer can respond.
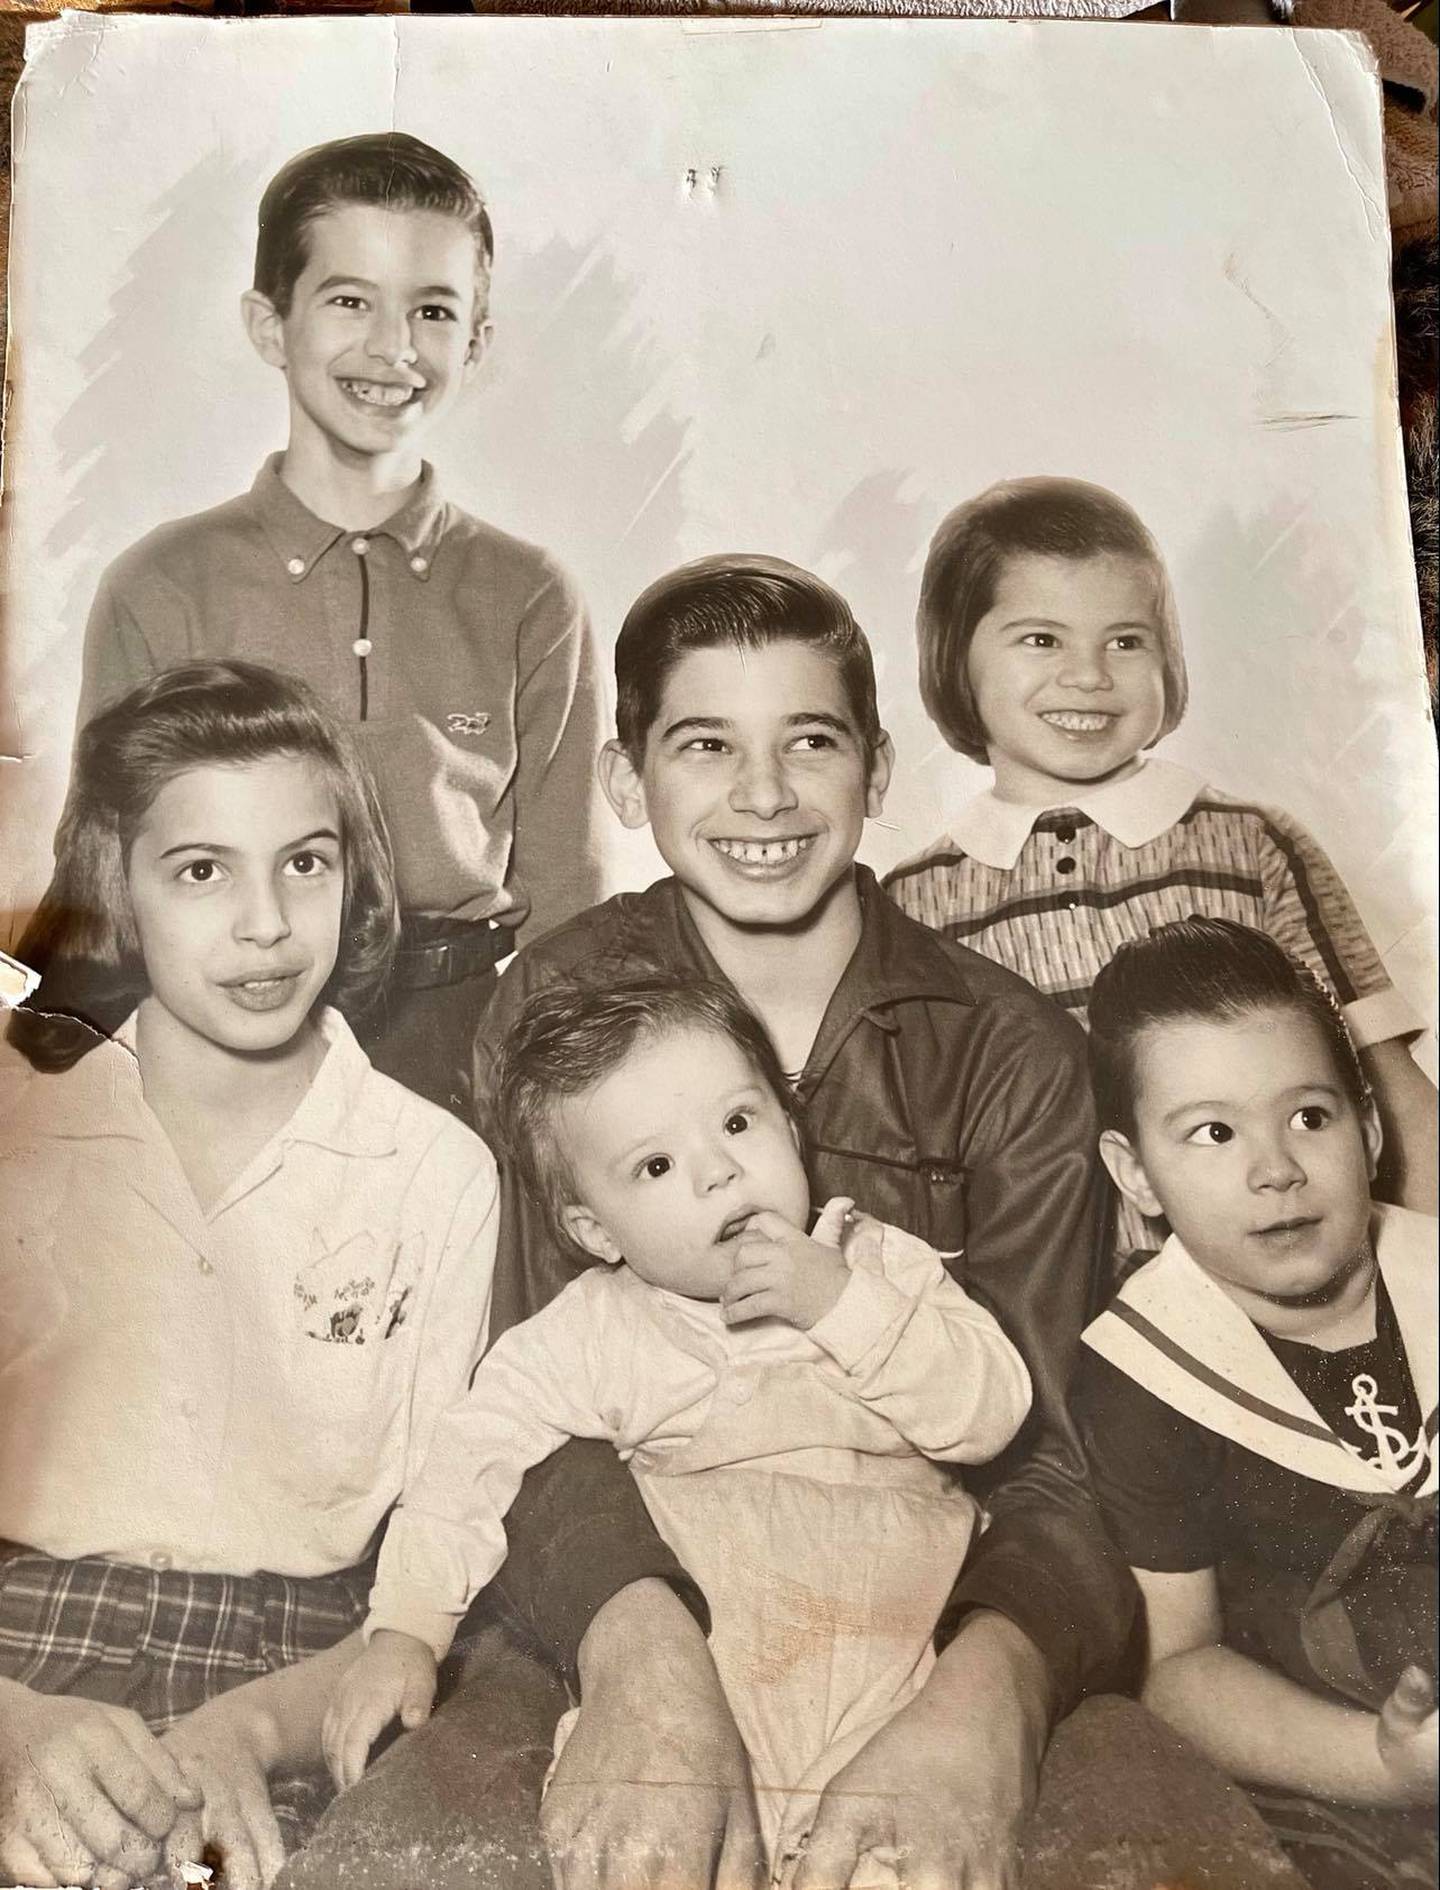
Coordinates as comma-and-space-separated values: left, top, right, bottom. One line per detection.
1056, 648, 1113, 691
729, 753, 798, 818
695, 1142, 741, 1194
1248, 1136, 1306, 1191
367, 309, 418, 368
234, 877, 292, 948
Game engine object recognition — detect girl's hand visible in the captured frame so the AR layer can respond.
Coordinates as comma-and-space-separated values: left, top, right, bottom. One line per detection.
720, 1203, 853, 1331
159, 1693, 286, 1890
321, 1629, 438, 1793
1376, 1665, 1438, 1805
0, 1685, 197, 1889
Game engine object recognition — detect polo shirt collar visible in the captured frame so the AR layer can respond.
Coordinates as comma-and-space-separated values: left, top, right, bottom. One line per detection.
948, 756, 1207, 870
249, 454, 448, 584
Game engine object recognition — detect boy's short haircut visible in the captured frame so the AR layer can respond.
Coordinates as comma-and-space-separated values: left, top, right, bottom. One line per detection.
10, 660, 399, 1072
613, 553, 883, 763
1088, 916, 1369, 1139
916, 476, 1190, 765
495, 970, 800, 1253
254, 132, 495, 328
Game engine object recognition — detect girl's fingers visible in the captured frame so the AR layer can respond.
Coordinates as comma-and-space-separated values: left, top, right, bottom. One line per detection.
114, 1709, 204, 1813
82, 1718, 188, 1839
338, 1698, 390, 1792
399, 1668, 438, 1729
810, 1198, 855, 1247
0, 1824, 69, 1889
40, 1748, 139, 1872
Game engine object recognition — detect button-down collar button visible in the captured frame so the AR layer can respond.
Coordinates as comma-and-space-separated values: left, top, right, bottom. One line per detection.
409, 555, 428, 575
351, 537, 370, 556
352, 638, 373, 658
286, 557, 306, 578
150, 1551, 172, 1572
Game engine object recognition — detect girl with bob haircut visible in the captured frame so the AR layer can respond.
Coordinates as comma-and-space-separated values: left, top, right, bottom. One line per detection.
884, 475, 1436, 1217
0, 661, 499, 1890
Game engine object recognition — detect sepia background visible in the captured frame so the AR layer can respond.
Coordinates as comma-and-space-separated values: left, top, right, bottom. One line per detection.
1, 15, 1435, 1046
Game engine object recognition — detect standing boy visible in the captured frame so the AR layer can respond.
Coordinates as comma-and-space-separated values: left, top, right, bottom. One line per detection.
79, 134, 605, 1114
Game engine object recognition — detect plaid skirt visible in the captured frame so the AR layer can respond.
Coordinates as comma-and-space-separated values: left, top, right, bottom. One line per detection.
0, 1543, 371, 1855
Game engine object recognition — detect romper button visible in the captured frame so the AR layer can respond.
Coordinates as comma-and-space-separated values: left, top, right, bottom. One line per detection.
409, 555, 428, 574
151, 1552, 172, 1572
286, 557, 305, 577
1056, 857, 1076, 875
352, 638, 373, 658
351, 537, 370, 555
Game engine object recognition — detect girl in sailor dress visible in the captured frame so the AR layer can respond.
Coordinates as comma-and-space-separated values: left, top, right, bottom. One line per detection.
1077, 918, 1436, 1890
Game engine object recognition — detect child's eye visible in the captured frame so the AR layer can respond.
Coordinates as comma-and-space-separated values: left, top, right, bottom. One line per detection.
788, 731, 839, 754
681, 737, 729, 756
176, 859, 223, 886
329, 294, 367, 311
1110, 633, 1151, 652
1185, 1121, 1234, 1146
1292, 1105, 1331, 1132
285, 850, 335, 880
637, 1155, 673, 1181
1019, 632, 1059, 649
723, 1109, 753, 1135
416, 304, 458, 324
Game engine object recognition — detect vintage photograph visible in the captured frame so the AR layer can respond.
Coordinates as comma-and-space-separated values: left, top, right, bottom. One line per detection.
0, 14, 1435, 1890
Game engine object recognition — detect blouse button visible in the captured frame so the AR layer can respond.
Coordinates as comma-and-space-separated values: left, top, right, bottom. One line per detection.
1054, 824, 1077, 844
286, 557, 305, 578
409, 555, 428, 575
352, 638, 373, 658
1056, 857, 1077, 875
351, 537, 370, 556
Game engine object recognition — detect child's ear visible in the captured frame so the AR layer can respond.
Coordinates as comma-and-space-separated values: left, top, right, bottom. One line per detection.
865, 732, 895, 820
1361, 1098, 1384, 1181
1099, 1129, 1165, 1221
462, 319, 495, 382
598, 740, 650, 831
241, 290, 288, 371
560, 1204, 623, 1266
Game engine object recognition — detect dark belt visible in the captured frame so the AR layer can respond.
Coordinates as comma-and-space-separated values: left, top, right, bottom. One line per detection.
392, 915, 516, 992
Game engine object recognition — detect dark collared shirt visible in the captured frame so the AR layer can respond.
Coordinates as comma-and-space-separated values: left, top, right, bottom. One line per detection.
478, 870, 1135, 1713
80, 457, 605, 944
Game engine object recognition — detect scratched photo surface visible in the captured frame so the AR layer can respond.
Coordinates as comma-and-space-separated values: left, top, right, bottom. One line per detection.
0, 15, 1436, 1890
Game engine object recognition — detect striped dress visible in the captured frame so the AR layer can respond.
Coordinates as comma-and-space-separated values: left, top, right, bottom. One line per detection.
882, 758, 1414, 1051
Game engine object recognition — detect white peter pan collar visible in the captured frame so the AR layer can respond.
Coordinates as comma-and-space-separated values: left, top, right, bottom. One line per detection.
947, 757, 1208, 871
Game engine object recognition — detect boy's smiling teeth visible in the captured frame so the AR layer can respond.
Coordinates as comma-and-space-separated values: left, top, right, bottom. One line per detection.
339, 379, 418, 408
1041, 710, 1114, 733
711, 837, 813, 865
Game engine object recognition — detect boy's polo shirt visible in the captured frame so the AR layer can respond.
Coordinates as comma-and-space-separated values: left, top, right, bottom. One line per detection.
80, 458, 605, 944
0, 1011, 498, 1579
884, 757, 1416, 1049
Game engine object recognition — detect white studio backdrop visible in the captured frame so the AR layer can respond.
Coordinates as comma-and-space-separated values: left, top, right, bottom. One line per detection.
2, 15, 1435, 1038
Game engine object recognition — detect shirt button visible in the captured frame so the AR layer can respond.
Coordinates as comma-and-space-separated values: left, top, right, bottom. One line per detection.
1056, 857, 1077, 875
351, 537, 370, 556
409, 555, 428, 575
150, 1552, 172, 1572
1054, 824, 1077, 844
198, 1258, 215, 1277
926, 1166, 949, 1185
352, 638, 373, 658
286, 557, 305, 577
726, 1377, 753, 1405
1063, 896, 1080, 912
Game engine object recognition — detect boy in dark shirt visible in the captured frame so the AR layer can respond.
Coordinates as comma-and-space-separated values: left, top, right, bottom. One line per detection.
79, 133, 604, 1116
1080, 917, 1437, 1890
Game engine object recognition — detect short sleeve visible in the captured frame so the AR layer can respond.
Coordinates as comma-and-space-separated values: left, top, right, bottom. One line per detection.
1251, 803, 1419, 1048
1074, 1347, 1226, 1572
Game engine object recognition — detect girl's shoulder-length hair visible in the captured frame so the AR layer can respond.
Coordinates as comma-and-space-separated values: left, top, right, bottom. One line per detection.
9, 660, 399, 1072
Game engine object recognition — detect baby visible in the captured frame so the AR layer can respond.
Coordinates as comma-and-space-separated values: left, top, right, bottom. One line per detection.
325, 971, 1032, 1875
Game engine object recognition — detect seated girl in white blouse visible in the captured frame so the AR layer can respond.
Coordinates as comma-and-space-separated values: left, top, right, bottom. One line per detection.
0, 662, 498, 1890
325, 972, 1032, 1881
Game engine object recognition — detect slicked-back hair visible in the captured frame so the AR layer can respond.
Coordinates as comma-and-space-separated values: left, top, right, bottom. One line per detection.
8, 661, 399, 1072
494, 971, 800, 1256
916, 476, 1189, 765
1088, 917, 1369, 1140
254, 133, 494, 327
613, 553, 883, 764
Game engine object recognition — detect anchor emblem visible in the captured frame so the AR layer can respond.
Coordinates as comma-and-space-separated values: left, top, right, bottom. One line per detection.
1341, 1373, 1432, 1483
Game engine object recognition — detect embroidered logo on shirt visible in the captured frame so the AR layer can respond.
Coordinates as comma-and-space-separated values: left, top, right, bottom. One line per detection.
295, 1231, 424, 1343
1341, 1373, 1432, 1482
445, 711, 491, 738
